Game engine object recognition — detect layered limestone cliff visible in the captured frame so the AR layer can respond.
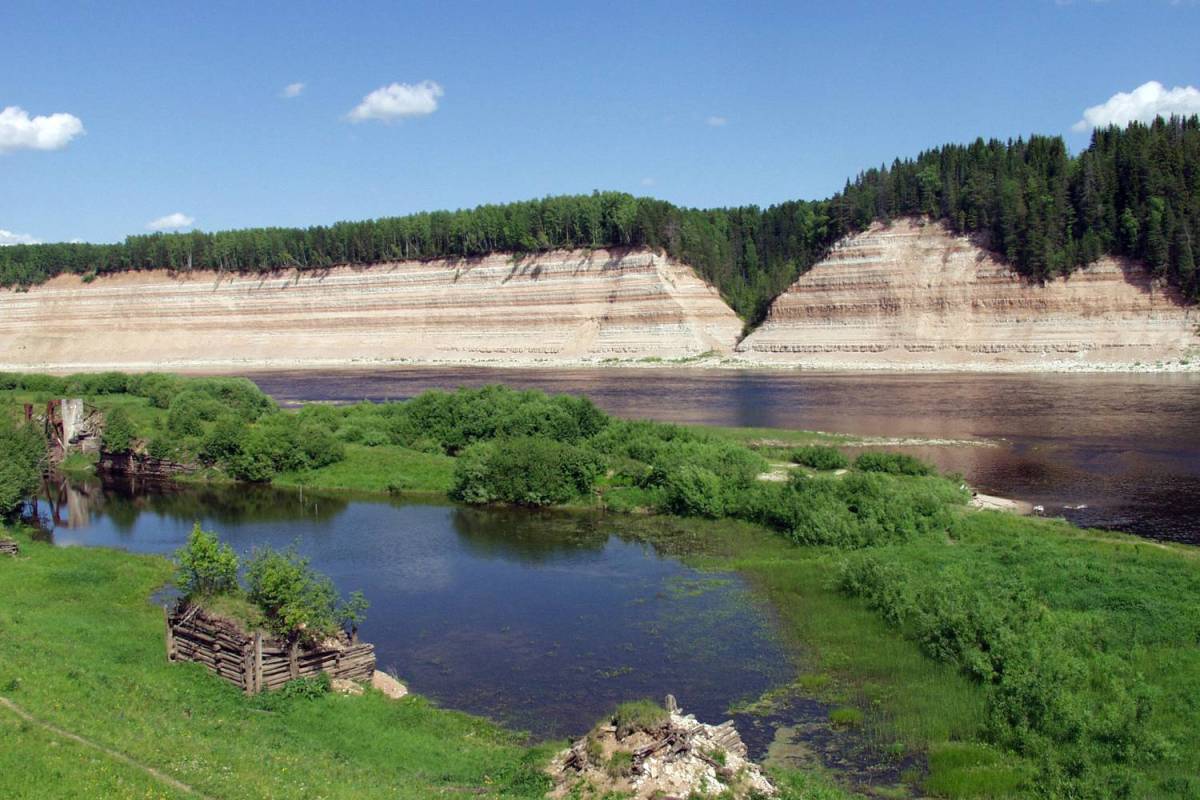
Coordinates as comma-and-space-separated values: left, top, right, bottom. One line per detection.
737, 218, 1198, 369
0, 249, 743, 371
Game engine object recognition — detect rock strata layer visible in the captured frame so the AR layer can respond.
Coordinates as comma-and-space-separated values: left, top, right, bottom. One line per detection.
0, 249, 742, 371
737, 218, 1198, 368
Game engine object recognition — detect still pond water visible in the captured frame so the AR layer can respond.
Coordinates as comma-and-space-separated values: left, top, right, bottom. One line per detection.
242, 367, 1200, 544
34, 478, 812, 756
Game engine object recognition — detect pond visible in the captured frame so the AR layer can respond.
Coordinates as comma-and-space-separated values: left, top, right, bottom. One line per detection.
32, 476, 805, 753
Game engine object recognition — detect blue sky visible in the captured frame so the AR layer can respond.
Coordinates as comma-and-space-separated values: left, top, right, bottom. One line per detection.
2, 0, 1198, 244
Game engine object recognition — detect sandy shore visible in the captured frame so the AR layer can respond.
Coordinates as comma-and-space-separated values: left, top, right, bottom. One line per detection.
969, 493, 1035, 515
3, 353, 1198, 375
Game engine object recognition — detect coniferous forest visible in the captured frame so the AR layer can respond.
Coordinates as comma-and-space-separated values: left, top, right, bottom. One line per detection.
2, 116, 1197, 322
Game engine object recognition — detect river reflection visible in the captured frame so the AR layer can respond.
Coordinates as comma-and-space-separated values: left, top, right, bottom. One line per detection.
30, 477, 797, 752
240, 368, 1200, 543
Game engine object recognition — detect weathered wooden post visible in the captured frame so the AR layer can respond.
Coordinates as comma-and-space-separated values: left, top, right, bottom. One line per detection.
242, 642, 253, 695
253, 633, 263, 694
288, 640, 300, 680
164, 606, 175, 661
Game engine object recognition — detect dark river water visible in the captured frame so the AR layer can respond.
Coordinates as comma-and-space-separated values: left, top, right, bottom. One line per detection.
240, 367, 1200, 544
32, 478, 808, 754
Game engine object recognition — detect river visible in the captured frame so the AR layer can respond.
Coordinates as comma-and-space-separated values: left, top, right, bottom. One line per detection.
238, 367, 1200, 545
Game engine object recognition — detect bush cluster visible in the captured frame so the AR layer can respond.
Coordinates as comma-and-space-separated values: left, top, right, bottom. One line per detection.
0, 416, 46, 517
732, 472, 964, 548
853, 451, 934, 476
176, 523, 239, 597
452, 437, 602, 507
175, 526, 367, 643
836, 536, 1181, 796
100, 406, 136, 454
791, 445, 849, 471
380, 386, 608, 454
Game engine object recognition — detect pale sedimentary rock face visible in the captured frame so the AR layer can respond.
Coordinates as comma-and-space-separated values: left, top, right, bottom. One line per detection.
737, 217, 1198, 370
0, 249, 742, 371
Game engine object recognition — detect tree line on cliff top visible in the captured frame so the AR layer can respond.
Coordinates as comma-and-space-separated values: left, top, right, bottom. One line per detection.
2, 116, 1197, 320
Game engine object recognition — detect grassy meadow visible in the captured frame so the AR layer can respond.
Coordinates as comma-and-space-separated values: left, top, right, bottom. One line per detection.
3, 371, 1200, 798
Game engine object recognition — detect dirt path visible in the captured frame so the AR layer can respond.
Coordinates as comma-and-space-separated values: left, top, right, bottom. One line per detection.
0, 695, 215, 799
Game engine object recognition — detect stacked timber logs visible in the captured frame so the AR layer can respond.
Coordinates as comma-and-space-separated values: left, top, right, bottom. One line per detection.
166, 604, 375, 694
0, 538, 19, 557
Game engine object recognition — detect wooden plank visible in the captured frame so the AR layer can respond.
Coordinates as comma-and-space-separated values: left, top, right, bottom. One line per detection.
164, 606, 175, 661
253, 633, 263, 695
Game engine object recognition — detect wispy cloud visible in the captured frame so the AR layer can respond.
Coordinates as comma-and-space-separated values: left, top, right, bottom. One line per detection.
146, 212, 195, 232
0, 228, 40, 246
1072, 81, 1200, 132
705, 115, 728, 127
0, 106, 85, 154
347, 80, 443, 123
281, 82, 305, 99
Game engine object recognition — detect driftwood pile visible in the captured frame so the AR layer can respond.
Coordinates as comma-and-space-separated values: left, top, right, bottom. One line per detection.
549, 695, 777, 799
0, 538, 19, 557
166, 604, 375, 694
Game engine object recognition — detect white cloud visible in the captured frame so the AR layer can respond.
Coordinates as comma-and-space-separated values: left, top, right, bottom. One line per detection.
640, 177, 655, 187
146, 212, 195, 232
281, 82, 305, 98
1072, 81, 1200, 132
706, 115, 728, 127
0, 228, 40, 246
347, 80, 443, 123
0, 106, 85, 154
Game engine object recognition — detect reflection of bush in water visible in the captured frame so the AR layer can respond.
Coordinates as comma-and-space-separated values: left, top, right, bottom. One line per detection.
450, 506, 609, 561
93, 478, 349, 529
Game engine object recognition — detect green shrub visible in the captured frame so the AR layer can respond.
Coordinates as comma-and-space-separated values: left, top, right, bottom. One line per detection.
387, 386, 610, 454
250, 672, 332, 710
0, 417, 45, 516
245, 545, 339, 640
338, 590, 370, 639
835, 540, 1178, 796
127, 373, 185, 409
175, 523, 239, 599
791, 445, 849, 470
200, 415, 247, 464
185, 377, 274, 421
730, 472, 963, 548
101, 406, 137, 454
167, 392, 221, 437
854, 451, 934, 476
226, 444, 276, 482
15, 373, 67, 394
225, 414, 346, 480
451, 437, 602, 507
663, 465, 726, 518
64, 371, 129, 395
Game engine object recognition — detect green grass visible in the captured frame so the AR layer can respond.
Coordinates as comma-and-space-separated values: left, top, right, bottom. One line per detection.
611, 699, 668, 737
676, 519, 989, 765
0, 526, 554, 799
59, 451, 99, 477
923, 742, 1032, 799
0, 711, 190, 799
668, 508, 1200, 798
0, 523, 858, 800
828, 707, 864, 728
273, 443, 456, 495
